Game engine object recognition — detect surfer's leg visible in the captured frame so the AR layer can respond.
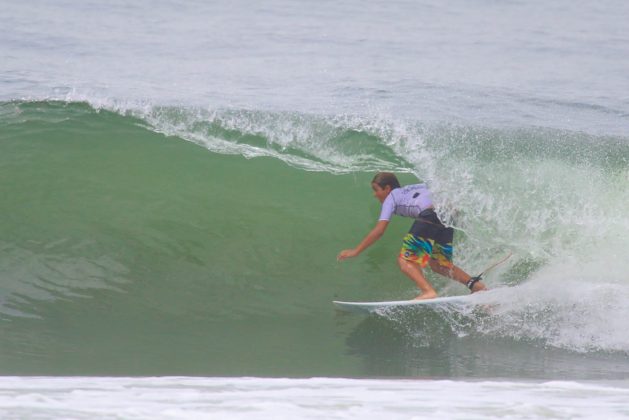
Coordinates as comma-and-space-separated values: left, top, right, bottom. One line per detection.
428, 260, 487, 292
429, 235, 487, 292
398, 256, 437, 299
398, 233, 437, 299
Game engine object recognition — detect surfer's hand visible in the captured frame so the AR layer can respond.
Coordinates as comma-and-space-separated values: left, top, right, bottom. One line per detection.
337, 249, 359, 261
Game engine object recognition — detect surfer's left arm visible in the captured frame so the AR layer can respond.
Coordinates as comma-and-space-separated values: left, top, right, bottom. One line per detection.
337, 220, 389, 261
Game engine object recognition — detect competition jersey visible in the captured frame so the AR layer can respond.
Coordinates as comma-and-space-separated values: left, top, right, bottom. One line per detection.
378, 184, 434, 221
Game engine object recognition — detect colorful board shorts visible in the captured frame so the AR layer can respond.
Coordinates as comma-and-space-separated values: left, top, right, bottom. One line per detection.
400, 210, 454, 269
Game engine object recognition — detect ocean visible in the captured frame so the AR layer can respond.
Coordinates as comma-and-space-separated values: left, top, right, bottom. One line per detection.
1, 0, 628, 418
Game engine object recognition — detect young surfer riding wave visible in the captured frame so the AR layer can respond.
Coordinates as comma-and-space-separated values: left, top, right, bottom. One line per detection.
337, 172, 487, 300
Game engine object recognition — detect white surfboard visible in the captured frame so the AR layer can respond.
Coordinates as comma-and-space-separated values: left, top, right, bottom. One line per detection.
333, 294, 476, 314
334, 253, 513, 315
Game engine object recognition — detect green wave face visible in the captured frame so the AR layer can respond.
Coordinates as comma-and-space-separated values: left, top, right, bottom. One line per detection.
1, 101, 628, 378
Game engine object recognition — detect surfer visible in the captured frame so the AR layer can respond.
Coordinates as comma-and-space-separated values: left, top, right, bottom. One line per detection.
337, 172, 487, 300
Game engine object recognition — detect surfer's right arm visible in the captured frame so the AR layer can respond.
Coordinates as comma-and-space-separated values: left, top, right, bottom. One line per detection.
337, 220, 389, 261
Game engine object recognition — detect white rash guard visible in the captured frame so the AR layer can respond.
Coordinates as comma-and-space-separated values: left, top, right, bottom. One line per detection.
378, 184, 434, 221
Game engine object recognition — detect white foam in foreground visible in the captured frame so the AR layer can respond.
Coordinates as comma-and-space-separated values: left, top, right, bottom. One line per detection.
0, 377, 628, 419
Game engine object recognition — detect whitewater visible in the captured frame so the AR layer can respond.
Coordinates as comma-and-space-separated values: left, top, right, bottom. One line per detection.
1, 0, 629, 418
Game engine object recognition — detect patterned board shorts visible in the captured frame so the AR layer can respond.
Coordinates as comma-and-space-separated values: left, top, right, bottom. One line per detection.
399, 211, 454, 269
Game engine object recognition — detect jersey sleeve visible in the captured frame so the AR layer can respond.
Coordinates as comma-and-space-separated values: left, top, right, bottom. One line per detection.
378, 194, 395, 221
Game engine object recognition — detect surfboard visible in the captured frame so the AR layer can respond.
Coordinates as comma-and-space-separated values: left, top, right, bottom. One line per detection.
334, 253, 513, 315
333, 294, 476, 314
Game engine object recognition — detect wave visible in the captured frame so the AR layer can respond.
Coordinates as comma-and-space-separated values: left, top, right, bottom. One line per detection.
1, 100, 628, 376
2, 376, 629, 419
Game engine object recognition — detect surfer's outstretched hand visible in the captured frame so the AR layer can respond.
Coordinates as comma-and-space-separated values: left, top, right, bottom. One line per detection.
337, 249, 359, 261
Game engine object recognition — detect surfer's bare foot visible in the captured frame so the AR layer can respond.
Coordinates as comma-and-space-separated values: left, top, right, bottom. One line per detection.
414, 291, 437, 300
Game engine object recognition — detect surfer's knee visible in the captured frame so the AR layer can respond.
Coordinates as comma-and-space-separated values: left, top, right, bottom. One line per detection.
397, 255, 416, 273
397, 255, 407, 268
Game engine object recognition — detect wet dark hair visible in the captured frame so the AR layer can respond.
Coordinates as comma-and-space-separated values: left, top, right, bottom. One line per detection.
371, 172, 400, 190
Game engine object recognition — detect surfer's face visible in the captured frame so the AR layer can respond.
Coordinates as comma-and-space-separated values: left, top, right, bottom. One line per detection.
371, 183, 391, 203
